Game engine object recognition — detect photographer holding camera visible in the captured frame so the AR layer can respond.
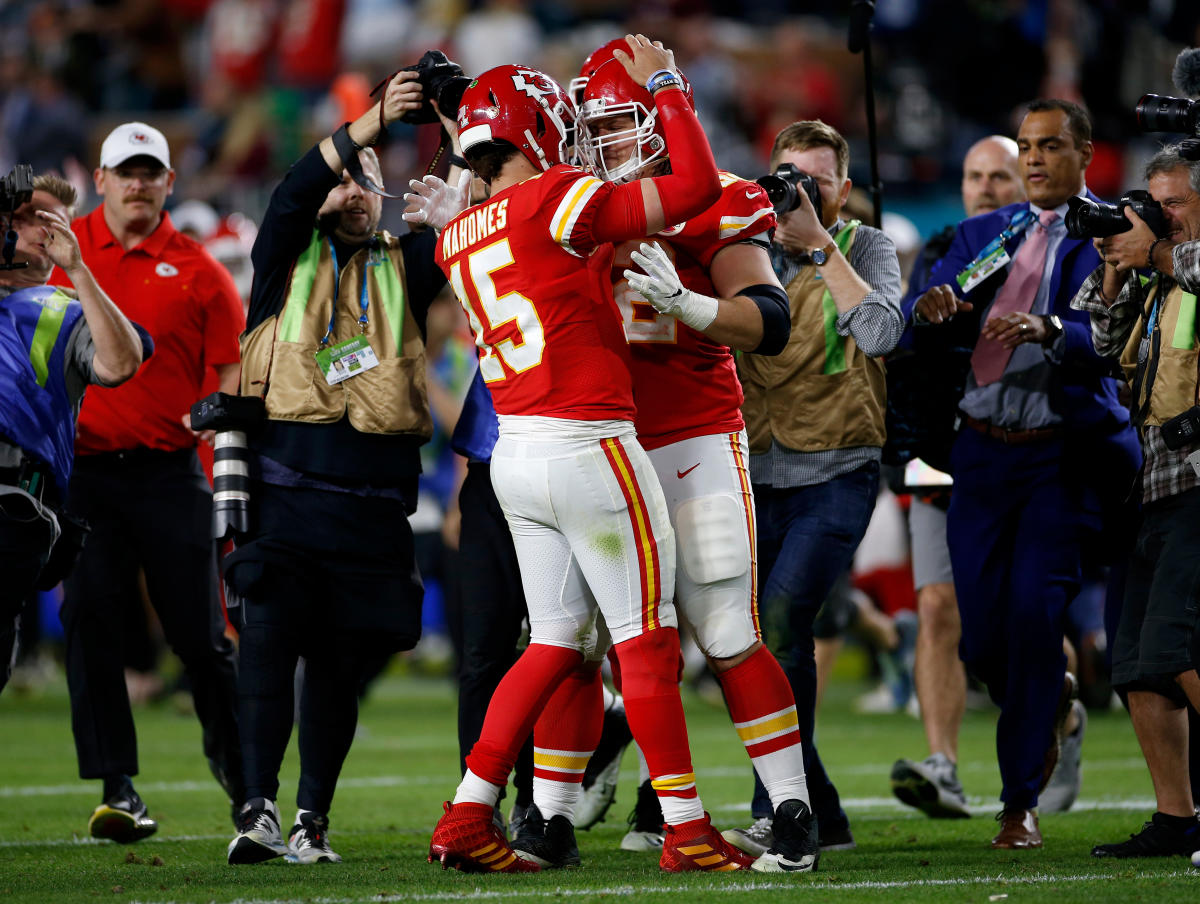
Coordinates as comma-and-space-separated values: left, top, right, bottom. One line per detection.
732, 120, 902, 855
0, 171, 145, 696
223, 65, 466, 865
1070, 144, 1200, 859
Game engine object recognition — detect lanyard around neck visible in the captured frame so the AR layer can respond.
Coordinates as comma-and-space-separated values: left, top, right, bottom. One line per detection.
320, 237, 371, 347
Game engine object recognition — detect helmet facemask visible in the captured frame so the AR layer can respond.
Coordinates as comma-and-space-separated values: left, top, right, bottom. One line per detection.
578, 98, 665, 184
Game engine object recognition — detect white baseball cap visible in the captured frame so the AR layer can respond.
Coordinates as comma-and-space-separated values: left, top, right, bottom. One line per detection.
100, 121, 171, 169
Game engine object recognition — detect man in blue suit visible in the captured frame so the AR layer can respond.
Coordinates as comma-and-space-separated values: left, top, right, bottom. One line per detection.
905, 99, 1140, 848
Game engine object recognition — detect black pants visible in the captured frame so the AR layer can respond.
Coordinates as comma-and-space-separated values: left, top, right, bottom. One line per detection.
453, 462, 533, 794
0, 488, 56, 695
226, 480, 423, 815
60, 449, 242, 798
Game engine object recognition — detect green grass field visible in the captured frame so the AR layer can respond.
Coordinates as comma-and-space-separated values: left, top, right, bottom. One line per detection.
1, 665, 1194, 904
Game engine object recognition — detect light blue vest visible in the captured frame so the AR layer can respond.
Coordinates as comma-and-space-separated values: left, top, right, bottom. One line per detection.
0, 285, 86, 495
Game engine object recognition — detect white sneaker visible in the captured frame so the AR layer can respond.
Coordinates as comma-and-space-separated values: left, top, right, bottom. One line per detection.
228, 798, 287, 864
721, 815, 774, 857
1040, 700, 1087, 813
576, 755, 622, 830
286, 811, 342, 863
890, 753, 970, 819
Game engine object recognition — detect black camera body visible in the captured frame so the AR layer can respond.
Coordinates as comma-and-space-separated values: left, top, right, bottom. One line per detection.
1162, 405, 1200, 451
190, 392, 265, 541
0, 164, 33, 213
1136, 94, 1200, 161
1064, 190, 1168, 241
400, 50, 471, 125
0, 164, 34, 271
756, 163, 824, 221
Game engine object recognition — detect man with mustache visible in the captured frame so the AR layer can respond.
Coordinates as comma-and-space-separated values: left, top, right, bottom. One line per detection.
50, 122, 246, 843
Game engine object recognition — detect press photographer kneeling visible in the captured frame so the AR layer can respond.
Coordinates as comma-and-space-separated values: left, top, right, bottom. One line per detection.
1071, 143, 1200, 857
0, 167, 146, 695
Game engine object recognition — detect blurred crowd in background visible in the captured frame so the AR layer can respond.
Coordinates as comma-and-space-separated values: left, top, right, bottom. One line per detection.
2, 0, 1198, 704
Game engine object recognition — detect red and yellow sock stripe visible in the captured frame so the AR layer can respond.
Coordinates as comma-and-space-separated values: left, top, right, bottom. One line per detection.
733, 705, 802, 759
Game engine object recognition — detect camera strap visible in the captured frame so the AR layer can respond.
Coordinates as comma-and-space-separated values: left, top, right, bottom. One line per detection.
332, 124, 402, 200
1131, 288, 1163, 429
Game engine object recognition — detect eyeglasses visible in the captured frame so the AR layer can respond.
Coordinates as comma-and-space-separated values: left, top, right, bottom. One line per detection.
108, 166, 168, 184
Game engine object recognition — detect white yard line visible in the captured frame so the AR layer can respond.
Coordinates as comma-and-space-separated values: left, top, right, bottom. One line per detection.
124, 870, 1196, 904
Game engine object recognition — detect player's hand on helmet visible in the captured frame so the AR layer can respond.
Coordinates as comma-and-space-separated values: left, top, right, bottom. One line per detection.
613, 34, 675, 87
624, 241, 717, 331
381, 71, 424, 127
402, 171, 471, 232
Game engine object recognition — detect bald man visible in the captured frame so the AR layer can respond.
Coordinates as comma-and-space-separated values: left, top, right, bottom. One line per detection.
888, 136, 1024, 819
962, 136, 1023, 219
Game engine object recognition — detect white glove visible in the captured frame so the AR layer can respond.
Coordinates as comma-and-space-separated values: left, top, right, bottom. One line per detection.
401, 170, 471, 232
623, 241, 719, 331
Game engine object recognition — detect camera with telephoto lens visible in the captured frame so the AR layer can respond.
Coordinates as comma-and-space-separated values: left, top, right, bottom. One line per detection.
1063, 190, 1168, 241
1135, 94, 1200, 160
1161, 405, 1200, 451
189, 392, 265, 541
398, 50, 471, 125
756, 162, 824, 221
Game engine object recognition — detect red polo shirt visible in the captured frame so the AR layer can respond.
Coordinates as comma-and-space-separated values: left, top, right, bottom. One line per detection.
53, 206, 245, 454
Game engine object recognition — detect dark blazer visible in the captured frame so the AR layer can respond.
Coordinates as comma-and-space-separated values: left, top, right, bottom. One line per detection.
900, 196, 1129, 434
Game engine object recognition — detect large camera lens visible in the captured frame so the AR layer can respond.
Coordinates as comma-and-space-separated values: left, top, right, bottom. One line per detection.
1136, 94, 1200, 134
212, 430, 251, 541
756, 173, 799, 216
1064, 196, 1129, 240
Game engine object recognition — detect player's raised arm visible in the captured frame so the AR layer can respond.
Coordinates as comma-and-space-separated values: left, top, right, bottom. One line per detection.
605, 35, 721, 237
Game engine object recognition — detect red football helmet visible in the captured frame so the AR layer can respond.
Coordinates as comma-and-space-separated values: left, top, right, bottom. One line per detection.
569, 37, 629, 107
577, 58, 694, 184
457, 65, 576, 172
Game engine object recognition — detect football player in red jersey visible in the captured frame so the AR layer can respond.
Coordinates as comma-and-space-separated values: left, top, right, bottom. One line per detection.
426, 36, 753, 875
516, 55, 819, 875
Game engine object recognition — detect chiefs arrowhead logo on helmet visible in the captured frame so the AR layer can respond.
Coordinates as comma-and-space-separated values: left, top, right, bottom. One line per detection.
457, 65, 577, 172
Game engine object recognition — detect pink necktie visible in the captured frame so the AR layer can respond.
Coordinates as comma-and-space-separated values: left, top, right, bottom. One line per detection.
971, 209, 1059, 386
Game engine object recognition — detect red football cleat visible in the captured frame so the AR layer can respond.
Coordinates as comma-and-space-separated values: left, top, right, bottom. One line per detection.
428, 801, 541, 873
660, 814, 755, 872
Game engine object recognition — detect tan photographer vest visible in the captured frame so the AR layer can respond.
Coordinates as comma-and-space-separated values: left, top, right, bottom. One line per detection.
1120, 279, 1200, 428
240, 229, 433, 438
739, 221, 887, 454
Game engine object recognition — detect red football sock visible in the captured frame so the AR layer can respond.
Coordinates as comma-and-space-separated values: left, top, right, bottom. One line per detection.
614, 628, 702, 825
717, 644, 808, 809
465, 643, 582, 787
532, 662, 604, 821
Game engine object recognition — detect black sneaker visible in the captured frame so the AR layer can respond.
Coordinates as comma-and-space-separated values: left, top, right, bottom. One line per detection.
751, 799, 820, 873
228, 798, 287, 864
286, 811, 342, 863
620, 779, 664, 851
511, 804, 581, 868
88, 789, 157, 844
1091, 812, 1200, 858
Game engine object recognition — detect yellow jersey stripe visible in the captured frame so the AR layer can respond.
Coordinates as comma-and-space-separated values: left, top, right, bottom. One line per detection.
550, 177, 602, 247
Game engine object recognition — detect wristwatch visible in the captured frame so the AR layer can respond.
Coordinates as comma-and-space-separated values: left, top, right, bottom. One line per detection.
811, 240, 836, 267
1041, 314, 1063, 347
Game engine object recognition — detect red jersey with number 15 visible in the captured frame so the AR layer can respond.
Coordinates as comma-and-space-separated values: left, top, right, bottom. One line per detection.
613, 172, 776, 450
436, 165, 635, 421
